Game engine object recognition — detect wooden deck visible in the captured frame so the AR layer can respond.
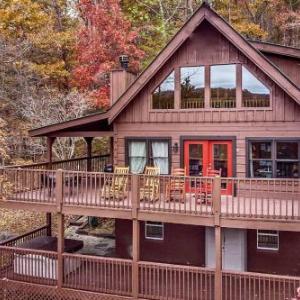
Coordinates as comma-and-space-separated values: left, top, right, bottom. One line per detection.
5, 188, 300, 220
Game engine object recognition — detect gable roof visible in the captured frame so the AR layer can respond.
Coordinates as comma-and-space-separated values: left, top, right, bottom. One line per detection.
107, 1, 300, 124
250, 40, 300, 60
30, 2, 300, 137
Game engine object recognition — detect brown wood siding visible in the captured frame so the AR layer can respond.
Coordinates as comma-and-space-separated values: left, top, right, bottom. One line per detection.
264, 53, 300, 88
113, 122, 300, 177
115, 220, 205, 266
247, 230, 300, 276
115, 22, 300, 125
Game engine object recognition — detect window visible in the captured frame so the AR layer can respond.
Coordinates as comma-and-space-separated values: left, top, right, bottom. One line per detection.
211, 64, 236, 108
242, 66, 270, 107
152, 72, 175, 109
127, 139, 170, 174
145, 222, 164, 240
257, 230, 279, 251
248, 140, 300, 178
181, 67, 205, 109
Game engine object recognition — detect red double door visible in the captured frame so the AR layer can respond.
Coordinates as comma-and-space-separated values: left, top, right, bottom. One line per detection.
184, 140, 233, 194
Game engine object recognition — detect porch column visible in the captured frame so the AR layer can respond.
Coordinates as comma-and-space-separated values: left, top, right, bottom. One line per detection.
215, 226, 222, 300
132, 174, 140, 299
109, 136, 114, 165
46, 136, 55, 237
46, 136, 55, 169
46, 213, 52, 236
84, 137, 93, 172
57, 213, 65, 288
213, 176, 222, 300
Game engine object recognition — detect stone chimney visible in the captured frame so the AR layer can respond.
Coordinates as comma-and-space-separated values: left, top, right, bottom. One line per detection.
110, 55, 137, 105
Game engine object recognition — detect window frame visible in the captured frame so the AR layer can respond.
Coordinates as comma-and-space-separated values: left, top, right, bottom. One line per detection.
145, 222, 164, 241
210, 63, 237, 109
257, 230, 279, 251
125, 137, 172, 174
247, 138, 300, 178
151, 70, 175, 110
150, 64, 272, 111
180, 65, 205, 109
241, 65, 271, 108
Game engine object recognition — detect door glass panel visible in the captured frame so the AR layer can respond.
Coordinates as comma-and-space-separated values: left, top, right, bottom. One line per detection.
188, 144, 203, 176
213, 144, 228, 177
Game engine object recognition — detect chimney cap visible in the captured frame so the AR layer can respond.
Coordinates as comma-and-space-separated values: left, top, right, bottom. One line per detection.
119, 55, 129, 70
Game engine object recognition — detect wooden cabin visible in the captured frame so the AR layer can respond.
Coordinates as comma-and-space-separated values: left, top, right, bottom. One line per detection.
1, 2, 300, 300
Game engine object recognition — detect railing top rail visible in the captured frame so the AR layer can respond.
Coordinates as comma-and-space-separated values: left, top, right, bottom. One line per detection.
0, 245, 58, 256
223, 269, 300, 281
0, 226, 48, 246
3, 154, 110, 169
138, 260, 215, 272
62, 252, 132, 263
223, 177, 300, 183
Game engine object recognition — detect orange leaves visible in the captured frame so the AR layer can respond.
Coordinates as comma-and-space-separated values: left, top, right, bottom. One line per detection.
72, 0, 144, 109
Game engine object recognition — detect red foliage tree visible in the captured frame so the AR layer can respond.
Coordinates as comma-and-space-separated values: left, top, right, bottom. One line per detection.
72, 0, 144, 109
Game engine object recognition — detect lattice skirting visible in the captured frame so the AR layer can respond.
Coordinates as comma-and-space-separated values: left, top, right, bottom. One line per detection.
0, 280, 131, 300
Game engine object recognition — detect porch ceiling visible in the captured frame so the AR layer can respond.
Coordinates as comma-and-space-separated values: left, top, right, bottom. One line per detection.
29, 112, 113, 137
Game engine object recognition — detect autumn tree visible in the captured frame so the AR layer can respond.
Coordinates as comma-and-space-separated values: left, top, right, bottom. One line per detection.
72, 0, 144, 109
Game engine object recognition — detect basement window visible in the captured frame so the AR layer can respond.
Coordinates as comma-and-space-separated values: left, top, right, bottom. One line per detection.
145, 222, 164, 240
257, 230, 279, 251
152, 71, 175, 109
242, 66, 270, 107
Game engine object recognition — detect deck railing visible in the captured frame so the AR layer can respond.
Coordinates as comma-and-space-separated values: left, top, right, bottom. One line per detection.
4, 154, 111, 172
222, 270, 300, 300
1, 241, 300, 300
221, 177, 300, 220
139, 261, 215, 300
0, 246, 57, 286
63, 253, 132, 296
1, 168, 300, 222
0, 226, 49, 247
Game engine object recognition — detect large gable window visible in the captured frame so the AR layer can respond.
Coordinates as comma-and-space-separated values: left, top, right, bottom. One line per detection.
152, 71, 175, 109
242, 66, 270, 107
248, 140, 299, 178
210, 64, 236, 108
181, 67, 205, 109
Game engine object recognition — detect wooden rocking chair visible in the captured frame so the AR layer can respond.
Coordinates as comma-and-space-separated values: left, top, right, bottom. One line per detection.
200, 167, 222, 204
101, 166, 129, 200
139, 166, 160, 202
166, 168, 186, 202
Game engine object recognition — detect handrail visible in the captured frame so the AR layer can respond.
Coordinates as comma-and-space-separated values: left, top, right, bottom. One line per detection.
3, 154, 111, 169
0, 225, 49, 246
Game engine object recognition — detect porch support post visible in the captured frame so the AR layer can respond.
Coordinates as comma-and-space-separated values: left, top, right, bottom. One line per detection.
56, 169, 64, 288
47, 136, 55, 169
84, 137, 93, 172
213, 176, 222, 300
215, 226, 222, 300
57, 212, 65, 288
109, 136, 114, 165
132, 174, 140, 299
46, 213, 52, 236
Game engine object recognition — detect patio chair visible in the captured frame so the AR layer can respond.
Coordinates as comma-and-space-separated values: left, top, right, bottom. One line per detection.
101, 166, 129, 200
166, 168, 186, 203
200, 167, 222, 204
139, 166, 160, 202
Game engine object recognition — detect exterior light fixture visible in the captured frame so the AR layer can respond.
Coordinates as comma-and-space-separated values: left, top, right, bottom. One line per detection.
172, 142, 179, 154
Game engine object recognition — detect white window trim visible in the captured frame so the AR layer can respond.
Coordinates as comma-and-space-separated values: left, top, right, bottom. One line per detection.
257, 230, 279, 251
145, 222, 164, 241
